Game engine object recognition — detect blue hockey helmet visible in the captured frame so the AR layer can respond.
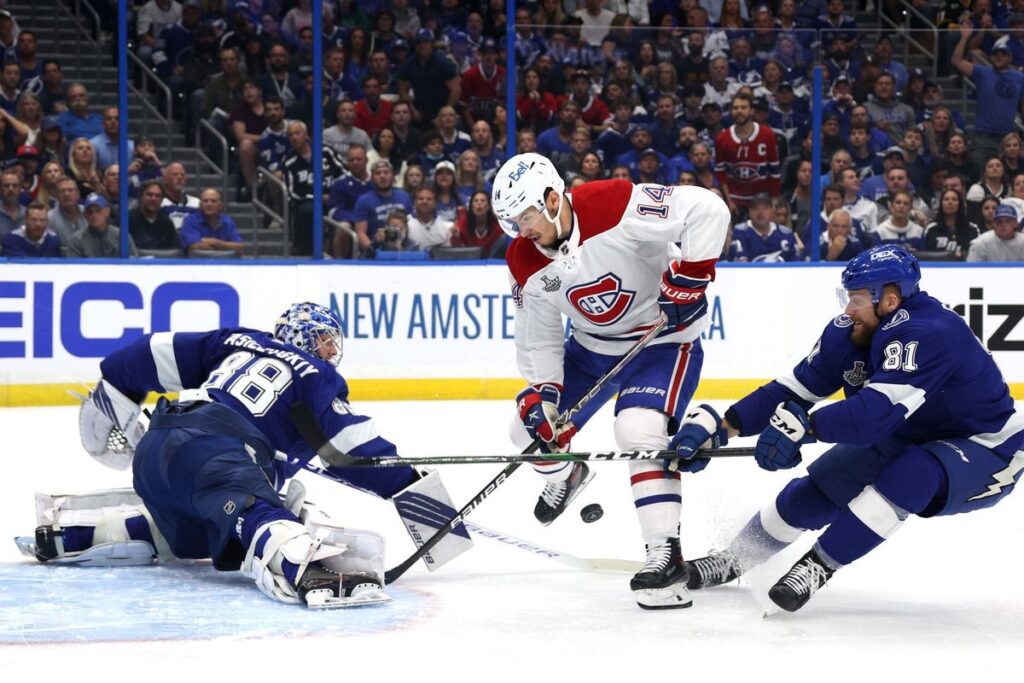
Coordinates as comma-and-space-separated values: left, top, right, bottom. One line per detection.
274, 302, 344, 366
840, 245, 921, 305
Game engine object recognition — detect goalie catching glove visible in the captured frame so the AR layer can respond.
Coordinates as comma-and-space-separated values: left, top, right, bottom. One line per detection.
78, 379, 146, 470
658, 260, 715, 330
517, 384, 577, 453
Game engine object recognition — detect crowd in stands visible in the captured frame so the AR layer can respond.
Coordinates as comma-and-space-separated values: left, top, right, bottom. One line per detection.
3, 0, 1024, 262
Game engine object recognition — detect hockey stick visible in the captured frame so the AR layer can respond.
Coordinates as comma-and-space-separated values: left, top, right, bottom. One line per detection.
463, 521, 641, 573
279, 447, 757, 468
379, 317, 669, 585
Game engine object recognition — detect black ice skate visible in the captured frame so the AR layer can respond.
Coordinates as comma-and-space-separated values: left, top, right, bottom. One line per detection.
32, 525, 63, 562
297, 562, 390, 609
630, 537, 693, 610
684, 549, 743, 590
768, 549, 834, 612
534, 462, 594, 526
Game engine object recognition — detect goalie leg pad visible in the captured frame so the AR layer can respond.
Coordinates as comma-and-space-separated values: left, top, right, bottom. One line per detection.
310, 524, 386, 583
392, 469, 473, 573
78, 379, 145, 470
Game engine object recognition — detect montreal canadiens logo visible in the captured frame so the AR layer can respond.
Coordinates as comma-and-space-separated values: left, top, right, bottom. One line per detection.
566, 273, 636, 326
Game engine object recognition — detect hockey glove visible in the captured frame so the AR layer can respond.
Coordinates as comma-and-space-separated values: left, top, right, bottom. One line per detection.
755, 401, 814, 472
78, 379, 146, 470
658, 260, 712, 330
517, 384, 577, 454
667, 404, 729, 473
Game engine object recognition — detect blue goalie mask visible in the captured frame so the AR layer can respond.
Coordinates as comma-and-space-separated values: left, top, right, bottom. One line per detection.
840, 245, 921, 305
274, 302, 344, 366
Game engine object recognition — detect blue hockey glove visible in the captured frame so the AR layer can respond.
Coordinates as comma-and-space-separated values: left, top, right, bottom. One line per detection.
668, 404, 728, 473
755, 401, 814, 472
517, 384, 577, 453
658, 261, 711, 330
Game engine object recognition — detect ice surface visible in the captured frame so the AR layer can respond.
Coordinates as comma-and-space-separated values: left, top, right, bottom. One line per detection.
1, 401, 1022, 678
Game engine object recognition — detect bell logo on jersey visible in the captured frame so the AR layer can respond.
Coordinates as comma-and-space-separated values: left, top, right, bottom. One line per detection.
566, 273, 636, 326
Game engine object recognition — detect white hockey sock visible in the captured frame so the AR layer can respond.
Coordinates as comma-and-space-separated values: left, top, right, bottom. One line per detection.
531, 460, 573, 483
617, 408, 680, 545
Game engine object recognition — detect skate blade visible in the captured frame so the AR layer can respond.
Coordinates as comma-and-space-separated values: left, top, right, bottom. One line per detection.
13, 536, 37, 559
539, 468, 597, 527
305, 587, 391, 609
634, 585, 693, 610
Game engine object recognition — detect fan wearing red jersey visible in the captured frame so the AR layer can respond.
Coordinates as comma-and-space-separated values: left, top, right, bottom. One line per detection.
491, 153, 731, 609
714, 93, 781, 210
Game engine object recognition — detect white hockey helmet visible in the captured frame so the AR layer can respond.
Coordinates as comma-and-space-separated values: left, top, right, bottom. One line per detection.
491, 153, 566, 238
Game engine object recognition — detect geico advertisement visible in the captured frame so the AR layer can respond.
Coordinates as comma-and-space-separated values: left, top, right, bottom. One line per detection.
0, 264, 1022, 384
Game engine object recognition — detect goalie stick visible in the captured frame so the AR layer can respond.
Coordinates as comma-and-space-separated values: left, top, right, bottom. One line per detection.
277, 447, 756, 468
291, 317, 668, 585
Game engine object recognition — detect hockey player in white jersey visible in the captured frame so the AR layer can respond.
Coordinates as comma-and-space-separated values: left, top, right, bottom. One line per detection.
491, 153, 731, 609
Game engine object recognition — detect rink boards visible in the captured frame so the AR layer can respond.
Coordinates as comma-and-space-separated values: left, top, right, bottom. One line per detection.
0, 261, 1022, 405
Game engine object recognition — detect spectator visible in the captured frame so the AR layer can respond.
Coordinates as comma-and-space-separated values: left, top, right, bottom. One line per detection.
702, 56, 740, 110
920, 106, 960, 161
178, 188, 244, 255
15, 29, 41, 84
432, 160, 463, 223
454, 190, 505, 258
397, 29, 460, 128
690, 142, 719, 193
153, 1, 203, 83
2, 92, 42, 147
575, 151, 605, 183
715, 93, 780, 211
202, 47, 248, 123
967, 202, 1024, 261
839, 167, 879, 236
967, 157, 1010, 223
401, 163, 425, 193
820, 207, 865, 262
863, 73, 915, 146
324, 98, 373, 159
875, 189, 925, 250
953, 26, 1024, 165
136, 0, 183, 65
57, 83, 103, 142
0, 61, 20, 114
281, 120, 344, 255
871, 34, 908, 91
36, 160, 63, 208
700, 101, 727, 151
435, 106, 470, 159
1, 201, 60, 257
180, 25, 221, 132
574, 0, 615, 47
512, 7, 547, 69
129, 180, 179, 251
354, 75, 393, 137
537, 99, 581, 161
999, 132, 1024, 180
160, 162, 200, 230
407, 186, 458, 251
0, 9, 15, 62
14, 145, 42, 198
456, 151, 492, 203
66, 194, 138, 258
460, 38, 504, 124
344, 26, 370, 80
846, 123, 878, 178
390, 100, 422, 165
98, 165, 122, 225
918, 82, 966, 130
946, 132, 979, 184
650, 94, 682, 158
919, 159, 952, 219
517, 129, 538, 154
88, 107, 133, 171
470, 120, 505, 181
255, 96, 290, 174
594, 98, 632, 165
66, 138, 102, 198
899, 128, 929, 190
860, 149, 905, 201
323, 46, 361, 102
352, 159, 412, 255
566, 69, 610, 133
1003, 171, 1024, 219
32, 61, 66, 116
924, 189, 981, 261
0, 170, 24, 238
328, 143, 373, 258
47, 176, 85, 246
820, 149, 852, 188
366, 209, 416, 257
771, 196, 794, 231
727, 193, 802, 262
257, 43, 304, 111
876, 165, 928, 225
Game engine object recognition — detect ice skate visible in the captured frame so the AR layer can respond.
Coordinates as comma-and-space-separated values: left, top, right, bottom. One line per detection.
684, 549, 743, 590
298, 562, 390, 609
630, 537, 692, 610
768, 549, 834, 612
534, 462, 594, 526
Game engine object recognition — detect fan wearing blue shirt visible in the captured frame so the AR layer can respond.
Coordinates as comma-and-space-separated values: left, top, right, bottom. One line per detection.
1, 203, 61, 257
178, 189, 245, 256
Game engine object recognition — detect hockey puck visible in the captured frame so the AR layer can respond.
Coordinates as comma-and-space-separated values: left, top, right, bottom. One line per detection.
580, 503, 604, 523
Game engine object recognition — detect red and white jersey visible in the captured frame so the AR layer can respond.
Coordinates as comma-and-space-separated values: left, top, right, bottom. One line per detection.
714, 123, 781, 207
506, 179, 730, 386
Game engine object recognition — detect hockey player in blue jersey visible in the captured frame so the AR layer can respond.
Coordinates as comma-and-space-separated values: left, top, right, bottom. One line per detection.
671, 245, 1024, 612
23, 303, 469, 608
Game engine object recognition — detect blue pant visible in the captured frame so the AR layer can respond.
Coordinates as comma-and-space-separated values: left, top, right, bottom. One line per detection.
556, 336, 704, 429
132, 402, 283, 570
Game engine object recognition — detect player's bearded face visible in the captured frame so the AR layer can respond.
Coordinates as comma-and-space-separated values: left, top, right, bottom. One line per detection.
840, 288, 881, 347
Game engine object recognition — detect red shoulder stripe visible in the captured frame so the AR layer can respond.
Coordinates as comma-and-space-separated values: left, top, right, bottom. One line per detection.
507, 236, 554, 287
568, 179, 633, 244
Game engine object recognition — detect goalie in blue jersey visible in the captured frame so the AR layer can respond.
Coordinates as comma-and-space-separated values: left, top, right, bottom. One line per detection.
17, 303, 470, 608
671, 245, 1024, 612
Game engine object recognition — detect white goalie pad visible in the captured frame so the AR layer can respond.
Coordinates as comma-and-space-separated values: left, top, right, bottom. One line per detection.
241, 519, 347, 605
78, 379, 146, 470
392, 469, 473, 572
14, 489, 172, 566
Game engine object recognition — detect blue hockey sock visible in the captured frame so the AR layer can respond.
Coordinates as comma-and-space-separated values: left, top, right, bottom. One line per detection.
728, 512, 791, 567
817, 446, 946, 568
776, 477, 840, 531
60, 527, 94, 552
125, 516, 154, 545
237, 498, 304, 584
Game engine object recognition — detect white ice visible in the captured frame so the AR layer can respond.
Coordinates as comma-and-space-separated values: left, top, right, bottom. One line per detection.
2, 401, 1023, 679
